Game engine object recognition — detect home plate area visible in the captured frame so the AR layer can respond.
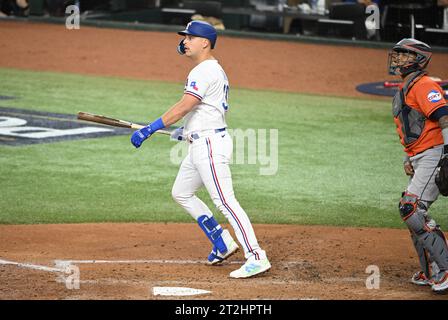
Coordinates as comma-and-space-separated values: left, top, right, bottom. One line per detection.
0, 223, 447, 300
1, 257, 323, 300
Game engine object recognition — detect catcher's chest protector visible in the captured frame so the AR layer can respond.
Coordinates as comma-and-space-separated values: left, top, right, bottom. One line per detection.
393, 71, 427, 146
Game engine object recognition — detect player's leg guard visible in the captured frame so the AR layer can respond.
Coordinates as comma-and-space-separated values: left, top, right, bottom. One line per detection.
410, 233, 440, 285
207, 230, 239, 265
197, 215, 228, 255
399, 192, 448, 272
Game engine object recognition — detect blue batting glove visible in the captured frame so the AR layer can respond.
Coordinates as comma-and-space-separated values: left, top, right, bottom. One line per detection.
130, 118, 165, 148
131, 125, 153, 148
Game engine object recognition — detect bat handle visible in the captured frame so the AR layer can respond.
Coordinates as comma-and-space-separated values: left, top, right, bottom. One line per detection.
130, 123, 145, 130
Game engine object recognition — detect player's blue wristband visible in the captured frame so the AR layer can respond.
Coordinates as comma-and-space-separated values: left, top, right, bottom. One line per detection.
149, 117, 165, 132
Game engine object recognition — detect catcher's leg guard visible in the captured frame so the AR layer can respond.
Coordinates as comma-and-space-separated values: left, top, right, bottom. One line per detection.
411, 233, 440, 280
197, 215, 228, 255
399, 192, 448, 271
411, 232, 431, 278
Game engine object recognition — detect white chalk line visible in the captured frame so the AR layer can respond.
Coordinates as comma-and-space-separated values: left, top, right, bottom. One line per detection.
53, 260, 366, 283
54, 259, 246, 267
53, 259, 310, 270
0, 258, 366, 284
0, 258, 420, 299
0, 258, 66, 273
0, 258, 266, 274
54, 277, 312, 286
57, 276, 364, 287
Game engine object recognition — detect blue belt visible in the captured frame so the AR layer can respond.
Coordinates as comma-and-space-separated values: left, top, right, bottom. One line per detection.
190, 128, 226, 141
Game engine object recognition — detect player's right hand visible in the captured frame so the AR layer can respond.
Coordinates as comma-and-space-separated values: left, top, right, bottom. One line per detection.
404, 161, 414, 176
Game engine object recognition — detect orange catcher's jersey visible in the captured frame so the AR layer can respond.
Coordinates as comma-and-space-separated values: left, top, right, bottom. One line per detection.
394, 75, 447, 157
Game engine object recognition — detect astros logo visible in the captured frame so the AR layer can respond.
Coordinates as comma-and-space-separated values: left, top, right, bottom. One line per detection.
190, 81, 199, 91
427, 90, 442, 103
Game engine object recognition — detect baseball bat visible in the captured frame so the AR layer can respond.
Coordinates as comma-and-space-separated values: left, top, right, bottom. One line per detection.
77, 112, 171, 135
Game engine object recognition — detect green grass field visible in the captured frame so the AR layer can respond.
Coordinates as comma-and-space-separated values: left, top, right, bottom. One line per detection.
1, 68, 446, 228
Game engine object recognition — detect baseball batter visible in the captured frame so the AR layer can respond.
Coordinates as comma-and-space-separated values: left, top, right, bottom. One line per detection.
389, 38, 448, 293
130, 21, 271, 278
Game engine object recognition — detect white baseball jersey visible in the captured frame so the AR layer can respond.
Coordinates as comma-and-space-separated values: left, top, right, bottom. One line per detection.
183, 59, 229, 135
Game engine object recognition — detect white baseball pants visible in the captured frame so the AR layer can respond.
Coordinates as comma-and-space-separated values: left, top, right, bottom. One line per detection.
172, 130, 266, 261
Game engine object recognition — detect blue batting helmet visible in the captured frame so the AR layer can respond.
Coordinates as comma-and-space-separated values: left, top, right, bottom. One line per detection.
178, 21, 217, 49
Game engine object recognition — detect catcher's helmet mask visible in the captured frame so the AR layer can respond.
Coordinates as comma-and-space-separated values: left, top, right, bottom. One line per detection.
388, 38, 432, 76
177, 21, 217, 55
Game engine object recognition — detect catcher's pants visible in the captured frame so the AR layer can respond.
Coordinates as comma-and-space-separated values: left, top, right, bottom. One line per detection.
407, 144, 443, 202
172, 130, 266, 261
405, 144, 448, 272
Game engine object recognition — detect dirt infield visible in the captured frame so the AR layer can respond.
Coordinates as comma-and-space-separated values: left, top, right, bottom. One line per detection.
1, 21, 447, 98
0, 223, 447, 300
1, 21, 448, 300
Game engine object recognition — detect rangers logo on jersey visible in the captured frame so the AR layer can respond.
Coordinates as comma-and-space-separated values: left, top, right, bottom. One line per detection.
427, 90, 442, 103
190, 81, 199, 91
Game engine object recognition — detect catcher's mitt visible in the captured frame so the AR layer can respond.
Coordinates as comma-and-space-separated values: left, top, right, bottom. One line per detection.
435, 156, 448, 196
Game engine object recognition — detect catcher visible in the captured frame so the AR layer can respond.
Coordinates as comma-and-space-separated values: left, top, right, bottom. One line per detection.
390, 38, 448, 293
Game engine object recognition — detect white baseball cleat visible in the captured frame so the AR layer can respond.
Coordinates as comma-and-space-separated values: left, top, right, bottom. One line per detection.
229, 257, 271, 279
431, 271, 448, 293
207, 229, 239, 265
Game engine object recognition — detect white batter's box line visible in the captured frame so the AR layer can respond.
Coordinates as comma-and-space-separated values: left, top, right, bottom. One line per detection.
0, 258, 66, 273
54, 277, 148, 286
53, 259, 308, 268
0, 258, 373, 289
53, 259, 247, 267
0, 257, 308, 274
53, 277, 310, 287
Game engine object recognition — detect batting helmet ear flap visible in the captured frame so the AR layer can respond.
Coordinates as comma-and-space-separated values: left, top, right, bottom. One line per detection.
177, 39, 186, 55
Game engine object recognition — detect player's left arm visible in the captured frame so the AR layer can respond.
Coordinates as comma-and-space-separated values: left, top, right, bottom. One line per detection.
417, 79, 446, 117
430, 102, 448, 196
131, 68, 207, 148
161, 94, 200, 127
414, 79, 448, 145
426, 83, 448, 152
130, 94, 200, 148
437, 113, 448, 154
433, 111, 448, 195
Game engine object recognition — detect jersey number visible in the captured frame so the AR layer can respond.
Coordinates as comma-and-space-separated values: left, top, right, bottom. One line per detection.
222, 84, 230, 111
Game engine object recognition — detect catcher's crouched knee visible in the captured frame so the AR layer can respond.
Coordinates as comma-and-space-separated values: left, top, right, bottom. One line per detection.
398, 192, 444, 238
398, 192, 419, 220
398, 192, 429, 235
